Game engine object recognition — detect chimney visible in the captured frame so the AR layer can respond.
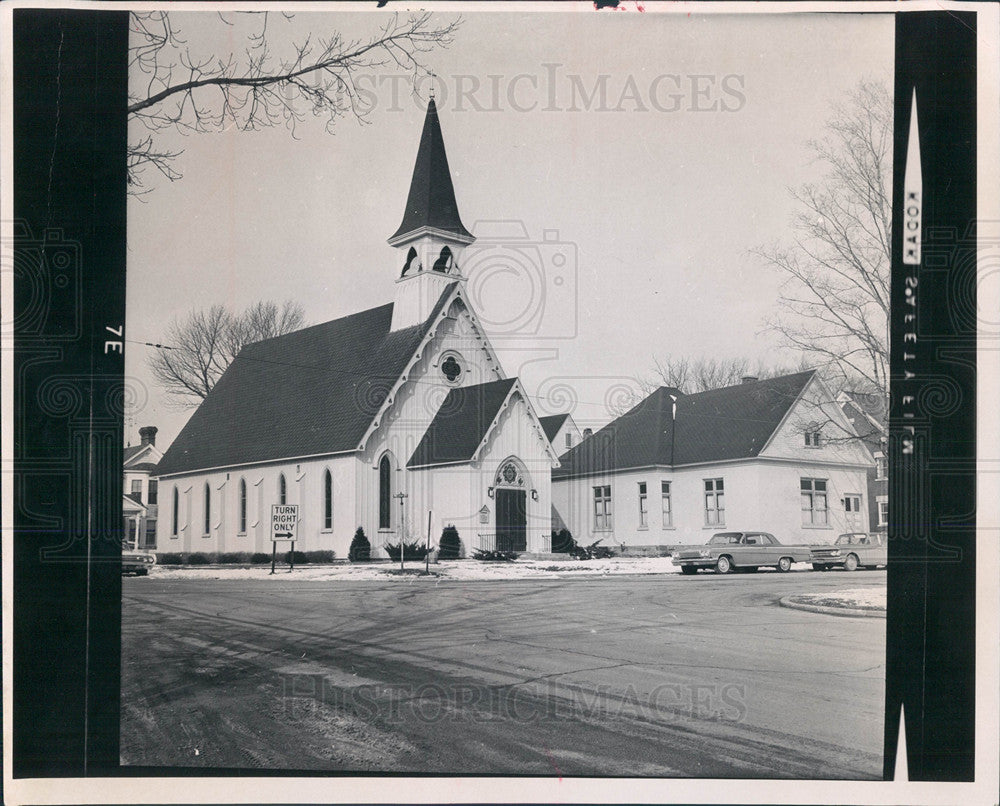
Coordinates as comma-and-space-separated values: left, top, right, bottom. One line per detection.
583, 428, 593, 438
741, 375, 758, 384
139, 426, 157, 447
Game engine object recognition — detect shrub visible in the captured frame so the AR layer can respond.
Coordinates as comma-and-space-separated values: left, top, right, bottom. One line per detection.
348, 527, 371, 562
250, 552, 272, 564
569, 539, 615, 560
303, 549, 335, 563
156, 553, 183, 565
384, 541, 429, 561
283, 550, 310, 564
438, 525, 461, 560
217, 551, 251, 564
473, 549, 519, 562
551, 528, 576, 553
186, 552, 211, 565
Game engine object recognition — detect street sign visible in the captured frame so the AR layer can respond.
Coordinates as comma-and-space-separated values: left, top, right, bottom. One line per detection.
270, 504, 299, 541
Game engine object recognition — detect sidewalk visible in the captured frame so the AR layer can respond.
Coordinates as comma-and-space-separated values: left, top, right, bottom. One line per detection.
779, 588, 886, 618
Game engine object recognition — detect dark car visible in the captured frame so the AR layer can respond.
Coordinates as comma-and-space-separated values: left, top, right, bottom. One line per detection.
672, 531, 811, 575
810, 532, 887, 571
122, 541, 156, 575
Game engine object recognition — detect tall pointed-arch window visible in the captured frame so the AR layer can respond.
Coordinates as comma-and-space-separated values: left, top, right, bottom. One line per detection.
171, 486, 179, 536
278, 473, 287, 506
203, 482, 211, 535
378, 455, 392, 529
323, 469, 333, 530
238, 478, 247, 534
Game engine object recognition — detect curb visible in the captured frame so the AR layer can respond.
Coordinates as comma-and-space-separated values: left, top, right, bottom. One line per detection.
779, 595, 886, 619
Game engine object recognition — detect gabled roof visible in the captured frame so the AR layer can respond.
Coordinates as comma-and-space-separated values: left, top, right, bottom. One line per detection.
538, 413, 570, 443
124, 445, 144, 463
408, 378, 518, 468
389, 99, 473, 243
129, 462, 159, 473
156, 285, 458, 477
553, 371, 816, 479
838, 390, 886, 440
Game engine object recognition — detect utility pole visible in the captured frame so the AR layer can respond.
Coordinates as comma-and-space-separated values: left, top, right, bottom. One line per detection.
394, 491, 408, 571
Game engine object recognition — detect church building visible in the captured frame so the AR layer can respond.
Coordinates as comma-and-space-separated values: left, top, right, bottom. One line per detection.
155, 99, 562, 558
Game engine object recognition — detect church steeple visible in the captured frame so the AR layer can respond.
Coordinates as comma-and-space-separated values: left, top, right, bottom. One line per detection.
389, 98, 474, 245
389, 97, 476, 332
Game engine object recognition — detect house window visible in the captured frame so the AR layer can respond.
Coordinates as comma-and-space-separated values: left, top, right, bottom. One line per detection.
565, 432, 573, 449
323, 469, 333, 531
875, 453, 887, 480
844, 494, 861, 514
638, 482, 648, 528
379, 455, 392, 529
171, 487, 178, 537
238, 478, 247, 534
877, 495, 888, 527
278, 473, 287, 506
801, 478, 828, 525
804, 431, 822, 448
593, 485, 612, 530
203, 482, 211, 535
147, 479, 158, 505
130, 479, 142, 503
704, 478, 725, 526
661, 481, 672, 527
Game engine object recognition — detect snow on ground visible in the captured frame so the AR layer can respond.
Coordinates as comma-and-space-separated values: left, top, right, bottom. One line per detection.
148, 556, 683, 581
793, 587, 887, 610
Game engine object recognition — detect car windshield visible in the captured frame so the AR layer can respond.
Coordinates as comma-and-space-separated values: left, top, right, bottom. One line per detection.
709, 533, 743, 545
835, 534, 862, 546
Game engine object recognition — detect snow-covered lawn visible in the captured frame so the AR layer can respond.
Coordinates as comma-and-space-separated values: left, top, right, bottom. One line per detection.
148, 556, 683, 581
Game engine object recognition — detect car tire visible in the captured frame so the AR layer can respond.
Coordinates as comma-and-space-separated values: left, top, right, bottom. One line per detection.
680, 565, 697, 575
716, 555, 732, 575
843, 553, 859, 572
777, 557, 792, 573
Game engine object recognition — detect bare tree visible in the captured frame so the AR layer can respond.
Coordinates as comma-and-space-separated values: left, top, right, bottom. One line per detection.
150, 300, 305, 405
751, 79, 891, 408
128, 11, 461, 190
645, 355, 807, 395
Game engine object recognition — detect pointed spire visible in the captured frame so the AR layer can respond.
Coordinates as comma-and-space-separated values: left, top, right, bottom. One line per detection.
389, 98, 474, 244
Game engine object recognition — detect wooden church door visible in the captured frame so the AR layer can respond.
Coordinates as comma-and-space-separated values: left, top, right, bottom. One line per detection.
495, 488, 527, 552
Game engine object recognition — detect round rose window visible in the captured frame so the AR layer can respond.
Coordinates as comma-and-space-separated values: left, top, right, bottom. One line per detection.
441, 355, 462, 383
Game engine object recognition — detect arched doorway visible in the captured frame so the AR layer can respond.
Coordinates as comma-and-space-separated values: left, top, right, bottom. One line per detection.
494, 458, 528, 552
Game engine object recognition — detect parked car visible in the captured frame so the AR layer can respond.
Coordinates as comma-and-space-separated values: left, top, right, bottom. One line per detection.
672, 531, 811, 575
122, 542, 156, 575
810, 532, 887, 571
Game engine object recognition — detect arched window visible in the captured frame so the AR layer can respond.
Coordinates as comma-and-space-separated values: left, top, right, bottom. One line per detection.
203, 482, 211, 535
401, 246, 418, 277
171, 486, 178, 536
278, 473, 287, 506
323, 469, 333, 530
238, 478, 247, 534
378, 455, 391, 530
432, 246, 453, 273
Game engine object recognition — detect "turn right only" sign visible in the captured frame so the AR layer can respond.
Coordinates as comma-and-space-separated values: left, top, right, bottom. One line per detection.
270, 504, 299, 541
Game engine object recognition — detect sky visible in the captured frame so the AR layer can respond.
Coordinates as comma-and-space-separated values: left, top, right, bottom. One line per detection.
125, 8, 894, 450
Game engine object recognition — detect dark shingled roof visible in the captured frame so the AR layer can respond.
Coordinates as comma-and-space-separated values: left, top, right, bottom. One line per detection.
408, 378, 517, 468
157, 286, 458, 476
390, 99, 473, 242
553, 371, 816, 479
538, 413, 570, 443
123, 445, 144, 463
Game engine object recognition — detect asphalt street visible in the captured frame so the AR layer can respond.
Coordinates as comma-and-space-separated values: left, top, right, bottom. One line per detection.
121, 569, 886, 778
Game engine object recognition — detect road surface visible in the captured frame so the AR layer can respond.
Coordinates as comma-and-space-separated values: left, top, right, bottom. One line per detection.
121, 569, 885, 778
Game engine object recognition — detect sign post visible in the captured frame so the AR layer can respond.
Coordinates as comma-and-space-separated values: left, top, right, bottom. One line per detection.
426, 510, 432, 574
270, 504, 299, 574
393, 492, 407, 571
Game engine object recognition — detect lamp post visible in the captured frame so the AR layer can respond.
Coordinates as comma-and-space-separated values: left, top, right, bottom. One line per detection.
394, 491, 408, 571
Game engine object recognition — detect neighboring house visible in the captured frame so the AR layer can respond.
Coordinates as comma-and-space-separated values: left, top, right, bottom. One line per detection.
837, 389, 888, 532
123, 425, 162, 549
551, 371, 874, 551
539, 413, 582, 455
155, 99, 560, 558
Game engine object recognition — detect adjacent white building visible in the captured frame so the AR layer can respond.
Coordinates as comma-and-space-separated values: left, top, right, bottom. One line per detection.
551, 372, 873, 552
155, 99, 561, 558
123, 426, 162, 549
